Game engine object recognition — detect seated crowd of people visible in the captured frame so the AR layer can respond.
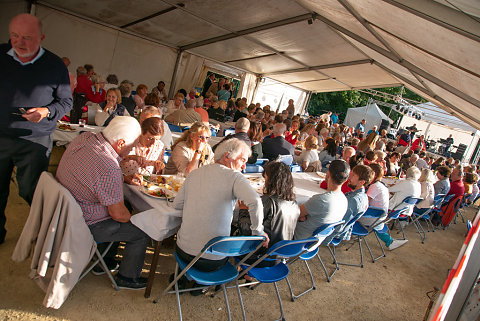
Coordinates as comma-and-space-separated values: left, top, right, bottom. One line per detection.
56, 64, 479, 292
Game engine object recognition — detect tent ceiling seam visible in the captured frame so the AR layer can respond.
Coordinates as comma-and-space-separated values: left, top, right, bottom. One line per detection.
178, 13, 316, 51
373, 61, 480, 128
337, 0, 404, 59
381, 0, 480, 43
314, 12, 480, 108
36, 1, 178, 50
120, 4, 182, 29
263, 59, 373, 76
336, 0, 428, 94
369, 22, 480, 79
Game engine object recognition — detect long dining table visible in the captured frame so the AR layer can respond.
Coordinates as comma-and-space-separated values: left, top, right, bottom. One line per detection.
124, 171, 326, 297
53, 123, 104, 146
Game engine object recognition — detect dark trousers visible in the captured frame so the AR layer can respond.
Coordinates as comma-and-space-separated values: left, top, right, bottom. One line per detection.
0, 136, 52, 233
175, 244, 228, 272
89, 218, 149, 279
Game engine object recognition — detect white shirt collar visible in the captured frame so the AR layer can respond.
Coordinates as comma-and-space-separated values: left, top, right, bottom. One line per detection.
7, 46, 45, 66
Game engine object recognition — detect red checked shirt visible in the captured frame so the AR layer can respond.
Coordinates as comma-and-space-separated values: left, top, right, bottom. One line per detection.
56, 132, 124, 225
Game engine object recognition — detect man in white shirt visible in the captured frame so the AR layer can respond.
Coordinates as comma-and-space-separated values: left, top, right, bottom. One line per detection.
173, 138, 269, 273
389, 166, 422, 216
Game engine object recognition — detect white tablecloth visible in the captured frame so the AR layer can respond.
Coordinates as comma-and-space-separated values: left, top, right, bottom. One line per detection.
124, 172, 326, 240
124, 183, 181, 241
53, 124, 103, 146
244, 172, 326, 205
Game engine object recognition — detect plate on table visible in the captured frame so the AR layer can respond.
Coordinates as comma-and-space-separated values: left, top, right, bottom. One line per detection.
316, 171, 326, 179
247, 176, 264, 194
141, 184, 176, 200
57, 124, 76, 132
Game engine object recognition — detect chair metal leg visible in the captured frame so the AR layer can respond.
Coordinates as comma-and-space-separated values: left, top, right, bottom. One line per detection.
372, 232, 386, 261
222, 284, 232, 321
174, 265, 183, 321
235, 279, 247, 321
285, 260, 316, 301
362, 237, 375, 263
337, 236, 364, 268
79, 242, 118, 290
273, 282, 286, 321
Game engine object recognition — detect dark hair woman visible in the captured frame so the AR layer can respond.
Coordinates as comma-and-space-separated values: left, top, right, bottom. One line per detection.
318, 138, 337, 173
247, 121, 264, 164
234, 161, 300, 267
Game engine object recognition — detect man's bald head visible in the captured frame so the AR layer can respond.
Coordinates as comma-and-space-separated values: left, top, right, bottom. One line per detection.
9, 14, 44, 62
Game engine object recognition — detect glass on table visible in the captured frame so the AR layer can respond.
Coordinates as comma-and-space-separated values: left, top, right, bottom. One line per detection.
78, 119, 86, 127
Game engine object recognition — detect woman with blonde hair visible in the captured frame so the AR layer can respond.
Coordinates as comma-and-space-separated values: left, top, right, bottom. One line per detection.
357, 131, 378, 153
297, 135, 320, 171
414, 168, 436, 214
165, 92, 185, 116
164, 122, 214, 176
94, 88, 129, 126
299, 123, 316, 142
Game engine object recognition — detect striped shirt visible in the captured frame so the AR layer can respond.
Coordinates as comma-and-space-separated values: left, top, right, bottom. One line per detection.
56, 132, 124, 225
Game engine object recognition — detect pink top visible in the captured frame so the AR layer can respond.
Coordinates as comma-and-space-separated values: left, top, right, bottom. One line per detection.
56, 132, 123, 225
120, 139, 164, 176
195, 107, 209, 123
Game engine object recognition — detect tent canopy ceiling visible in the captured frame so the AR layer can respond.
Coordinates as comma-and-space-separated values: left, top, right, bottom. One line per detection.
36, 0, 480, 129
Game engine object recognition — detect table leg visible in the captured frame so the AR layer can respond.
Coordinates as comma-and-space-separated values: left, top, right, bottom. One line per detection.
145, 240, 162, 298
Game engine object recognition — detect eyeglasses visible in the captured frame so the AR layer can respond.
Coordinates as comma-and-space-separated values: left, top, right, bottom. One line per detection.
197, 135, 210, 141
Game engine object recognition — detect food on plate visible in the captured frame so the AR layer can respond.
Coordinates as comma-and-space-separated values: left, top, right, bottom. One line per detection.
57, 124, 75, 131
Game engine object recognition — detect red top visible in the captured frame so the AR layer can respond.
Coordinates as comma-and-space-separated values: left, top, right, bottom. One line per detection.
411, 138, 426, 152
75, 74, 105, 103
448, 179, 465, 199
285, 131, 298, 146
320, 180, 352, 194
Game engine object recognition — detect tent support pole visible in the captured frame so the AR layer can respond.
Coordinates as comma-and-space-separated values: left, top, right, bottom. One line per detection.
302, 92, 313, 116
251, 76, 262, 105
168, 50, 184, 100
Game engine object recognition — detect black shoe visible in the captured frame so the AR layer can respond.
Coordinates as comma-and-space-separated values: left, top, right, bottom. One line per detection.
92, 258, 119, 276
0, 229, 5, 245
115, 275, 147, 290
189, 282, 205, 296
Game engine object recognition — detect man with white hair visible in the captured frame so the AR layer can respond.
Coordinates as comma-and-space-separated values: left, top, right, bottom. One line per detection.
262, 123, 295, 161
213, 117, 251, 151
57, 117, 149, 290
388, 166, 422, 216
342, 146, 356, 163
0, 13, 72, 244
165, 98, 202, 127
194, 97, 209, 125
173, 138, 268, 275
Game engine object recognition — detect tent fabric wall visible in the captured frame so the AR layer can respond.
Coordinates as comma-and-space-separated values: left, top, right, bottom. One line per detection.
36, 6, 178, 94
344, 103, 391, 132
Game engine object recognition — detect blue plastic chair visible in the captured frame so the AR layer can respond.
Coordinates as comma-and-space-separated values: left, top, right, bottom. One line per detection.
393, 196, 423, 240
210, 127, 217, 137
238, 238, 318, 321
411, 194, 445, 242
164, 150, 171, 164
158, 236, 265, 321
359, 207, 388, 261
277, 154, 294, 166
284, 221, 344, 301
167, 123, 183, 133
243, 158, 268, 174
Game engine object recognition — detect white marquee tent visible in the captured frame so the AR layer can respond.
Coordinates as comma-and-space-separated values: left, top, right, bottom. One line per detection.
344, 103, 391, 131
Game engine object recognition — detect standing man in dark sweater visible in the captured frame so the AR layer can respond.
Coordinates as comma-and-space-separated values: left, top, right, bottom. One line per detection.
0, 14, 72, 244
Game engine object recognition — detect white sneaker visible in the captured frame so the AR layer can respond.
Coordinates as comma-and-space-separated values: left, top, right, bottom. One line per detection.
388, 239, 408, 251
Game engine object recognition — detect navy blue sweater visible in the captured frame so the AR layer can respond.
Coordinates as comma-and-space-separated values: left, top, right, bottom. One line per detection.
0, 43, 73, 140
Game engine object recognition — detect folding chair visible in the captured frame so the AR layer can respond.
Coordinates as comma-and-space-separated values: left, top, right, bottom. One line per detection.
411, 194, 445, 243
284, 221, 344, 301
157, 236, 265, 321
454, 193, 468, 224
328, 210, 374, 269
167, 123, 183, 132
243, 158, 268, 174
237, 238, 319, 321
392, 196, 423, 240
358, 207, 388, 262
78, 241, 119, 290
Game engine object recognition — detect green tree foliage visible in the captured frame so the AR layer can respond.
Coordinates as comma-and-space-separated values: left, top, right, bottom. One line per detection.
307, 87, 427, 123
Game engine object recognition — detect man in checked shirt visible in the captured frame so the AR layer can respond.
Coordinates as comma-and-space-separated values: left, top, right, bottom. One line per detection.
57, 116, 149, 290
